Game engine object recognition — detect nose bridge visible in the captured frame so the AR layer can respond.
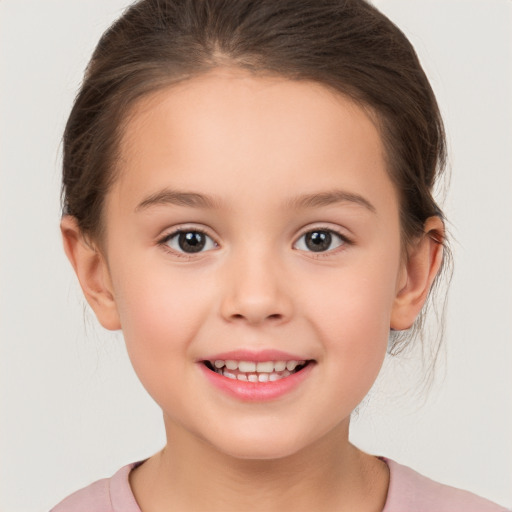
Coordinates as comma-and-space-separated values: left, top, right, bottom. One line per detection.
219, 240, 292, 325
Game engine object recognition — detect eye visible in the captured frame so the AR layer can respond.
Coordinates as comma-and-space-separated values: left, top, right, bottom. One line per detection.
294, 229, 348, 253
161, 229, 217, 254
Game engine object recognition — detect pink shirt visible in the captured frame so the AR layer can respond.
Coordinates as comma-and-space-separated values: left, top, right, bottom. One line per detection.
51, 458, 508, 512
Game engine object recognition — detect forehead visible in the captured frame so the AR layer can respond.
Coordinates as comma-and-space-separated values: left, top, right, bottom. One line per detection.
111, 68, 396, 215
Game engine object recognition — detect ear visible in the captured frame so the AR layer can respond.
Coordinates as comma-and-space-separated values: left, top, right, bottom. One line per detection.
60, 215, 121, 330
391, 216, 445, 330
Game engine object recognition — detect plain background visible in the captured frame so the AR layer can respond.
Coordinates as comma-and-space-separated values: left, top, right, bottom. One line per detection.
1, 1, 511, 510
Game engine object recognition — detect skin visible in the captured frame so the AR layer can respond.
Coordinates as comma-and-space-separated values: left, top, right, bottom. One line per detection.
62, 68, 444, 511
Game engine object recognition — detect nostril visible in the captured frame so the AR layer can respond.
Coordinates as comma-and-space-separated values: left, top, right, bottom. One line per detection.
229, 313, 282, 321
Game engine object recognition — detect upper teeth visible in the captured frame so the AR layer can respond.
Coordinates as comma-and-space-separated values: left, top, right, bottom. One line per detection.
213, 360, 303, 372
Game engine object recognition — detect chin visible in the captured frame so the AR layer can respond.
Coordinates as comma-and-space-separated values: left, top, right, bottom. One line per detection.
220, 442, 302, 461
204, 425, 316, 461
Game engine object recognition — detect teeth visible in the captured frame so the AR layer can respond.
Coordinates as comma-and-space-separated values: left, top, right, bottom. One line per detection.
274, 361, 287, 371
286, 361, 298, 371
238, 361, 256, 372
211, 359, 304, 372
218, 367, 301, 382
209, 359, 310, 382
256, 361, 274, 372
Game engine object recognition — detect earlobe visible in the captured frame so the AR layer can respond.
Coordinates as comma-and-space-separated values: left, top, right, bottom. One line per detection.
60, 215, 121, 331
390, 216, 445, 330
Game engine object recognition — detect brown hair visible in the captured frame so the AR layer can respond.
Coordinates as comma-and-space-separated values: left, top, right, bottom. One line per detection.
62, 0, 449, 355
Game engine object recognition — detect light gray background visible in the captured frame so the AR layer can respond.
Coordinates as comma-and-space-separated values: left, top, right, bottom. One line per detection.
1, 1, 511, 510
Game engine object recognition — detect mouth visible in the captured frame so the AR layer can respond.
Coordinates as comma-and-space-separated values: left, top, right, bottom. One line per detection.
199, 352, 316, 401
202, 359, 313, 382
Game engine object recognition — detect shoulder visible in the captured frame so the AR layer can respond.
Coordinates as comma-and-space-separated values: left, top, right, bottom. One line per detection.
50, 462, 142, 512
382, 458, 509, 512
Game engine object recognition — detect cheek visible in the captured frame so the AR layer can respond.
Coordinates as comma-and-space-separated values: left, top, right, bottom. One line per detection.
109, 262, 213, 388
299, 258, 398, 392
319, 287, 390, 367
303, 258, 398, 337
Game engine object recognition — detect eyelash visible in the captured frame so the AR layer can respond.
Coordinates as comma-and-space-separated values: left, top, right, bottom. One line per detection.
294, 227, 353, 258
157, 226, 353, 259
157, 227, 217, 260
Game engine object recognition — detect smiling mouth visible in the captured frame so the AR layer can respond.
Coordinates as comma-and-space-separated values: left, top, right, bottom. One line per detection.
202, 359, 312, 382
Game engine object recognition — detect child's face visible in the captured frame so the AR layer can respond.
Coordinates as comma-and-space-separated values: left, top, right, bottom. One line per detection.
100, 69, 407, 459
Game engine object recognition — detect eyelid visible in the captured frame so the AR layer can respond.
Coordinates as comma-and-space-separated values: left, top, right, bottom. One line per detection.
155, 224, 353, 259
293, 226, 353, 255
157, 225, 219, 258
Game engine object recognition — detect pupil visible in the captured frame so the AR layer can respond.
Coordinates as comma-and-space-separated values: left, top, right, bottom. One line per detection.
305, 231, 331, 252
179, 232, 206, 253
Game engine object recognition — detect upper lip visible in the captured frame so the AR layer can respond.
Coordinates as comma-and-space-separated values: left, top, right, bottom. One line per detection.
199, 349, 313, 363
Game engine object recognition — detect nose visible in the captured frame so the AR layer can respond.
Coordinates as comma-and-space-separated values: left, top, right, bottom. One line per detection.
219, 247, 293, 326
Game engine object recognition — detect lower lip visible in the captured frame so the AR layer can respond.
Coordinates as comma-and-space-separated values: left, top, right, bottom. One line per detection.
199, 363, 315, 402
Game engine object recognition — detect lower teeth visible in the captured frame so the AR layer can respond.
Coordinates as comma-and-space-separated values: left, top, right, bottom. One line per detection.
218, 368, 294, 382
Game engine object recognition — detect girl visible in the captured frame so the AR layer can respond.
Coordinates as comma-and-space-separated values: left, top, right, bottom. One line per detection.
46, 0, 508, 510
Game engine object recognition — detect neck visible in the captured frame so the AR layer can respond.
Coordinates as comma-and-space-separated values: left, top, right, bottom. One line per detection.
130, 417, 388, 512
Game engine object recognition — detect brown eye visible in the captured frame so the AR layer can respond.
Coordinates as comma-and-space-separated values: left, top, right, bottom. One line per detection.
164, 230, 216, 254
294, 229, 346, 253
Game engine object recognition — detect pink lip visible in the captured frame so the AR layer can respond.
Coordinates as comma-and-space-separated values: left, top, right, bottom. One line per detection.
198, 354, 315, 402
199, 349, 309, 363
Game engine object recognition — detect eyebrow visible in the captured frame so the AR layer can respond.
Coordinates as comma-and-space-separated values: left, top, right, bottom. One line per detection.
285, 190, 376, 213
136, 189, 221, 211
135, 188, 376, 213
